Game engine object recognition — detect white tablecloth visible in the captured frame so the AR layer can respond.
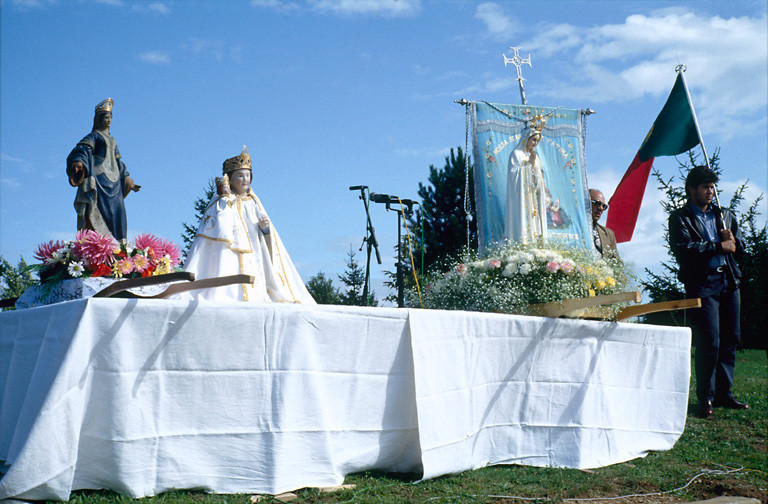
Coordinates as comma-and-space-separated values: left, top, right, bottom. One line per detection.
0, 298, 691, 500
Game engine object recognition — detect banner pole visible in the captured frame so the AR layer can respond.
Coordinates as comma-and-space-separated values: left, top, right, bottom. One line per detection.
676, 65, 720, 207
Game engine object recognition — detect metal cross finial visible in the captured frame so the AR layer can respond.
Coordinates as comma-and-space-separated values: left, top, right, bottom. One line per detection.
503, 47, 532, 105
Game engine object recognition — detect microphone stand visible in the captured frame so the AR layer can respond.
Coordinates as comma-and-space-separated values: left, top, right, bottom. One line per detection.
351, 186, 381, 305
384, 200, 414, 308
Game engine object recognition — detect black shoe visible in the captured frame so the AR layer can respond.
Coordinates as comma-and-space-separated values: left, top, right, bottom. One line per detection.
698, 400, 713, 418
713, 396, 749, 410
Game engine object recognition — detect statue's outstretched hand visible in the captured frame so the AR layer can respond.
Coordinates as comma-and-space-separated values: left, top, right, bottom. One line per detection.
67, 161, 85, 187
123, 177, 141, 198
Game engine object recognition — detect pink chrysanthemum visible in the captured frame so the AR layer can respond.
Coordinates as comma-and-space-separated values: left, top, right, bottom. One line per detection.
132, 254, 150, 273
157, 239, 181, 266
134, 233, 163, 259
546, 261, 561, 273
117, 257, 134, 275
34, 240, 65, 263
74, 230, 117, 267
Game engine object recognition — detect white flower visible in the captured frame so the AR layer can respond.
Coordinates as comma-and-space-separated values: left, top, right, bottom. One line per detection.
519, 263, 533, 275
52, 248, 68, 264
67, 261, 85, 278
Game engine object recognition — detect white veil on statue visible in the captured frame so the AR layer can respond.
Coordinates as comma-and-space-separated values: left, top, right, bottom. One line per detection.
504, 128, 548, 245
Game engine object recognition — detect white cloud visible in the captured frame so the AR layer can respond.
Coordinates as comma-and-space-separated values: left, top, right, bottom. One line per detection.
10, 0, 57, 8
310, 0, 420, 17
131, 2, 170, 15
251, 0, 420, 17
182, 39, 225, 62
475, 2, 517, 38
515, 9, 767, 142
138, 50, 171, 65
250, 0, 300, 14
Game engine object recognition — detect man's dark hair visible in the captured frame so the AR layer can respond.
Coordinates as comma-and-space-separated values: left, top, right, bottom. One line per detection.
685, 165, 719, 191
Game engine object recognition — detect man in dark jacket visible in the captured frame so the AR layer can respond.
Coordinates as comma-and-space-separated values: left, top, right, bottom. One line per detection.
669, 165, 748, 418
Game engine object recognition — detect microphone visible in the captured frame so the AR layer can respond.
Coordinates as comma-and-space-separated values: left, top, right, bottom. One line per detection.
398, 199, 418, 206
349, 185, 367, 191
369, 192, 391, 203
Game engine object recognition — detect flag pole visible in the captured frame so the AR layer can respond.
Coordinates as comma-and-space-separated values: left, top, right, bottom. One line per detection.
676, 65, 721, 207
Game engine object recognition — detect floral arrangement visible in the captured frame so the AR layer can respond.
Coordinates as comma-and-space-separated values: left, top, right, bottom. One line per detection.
32, 230, 182, 283
406, 241, 634, 316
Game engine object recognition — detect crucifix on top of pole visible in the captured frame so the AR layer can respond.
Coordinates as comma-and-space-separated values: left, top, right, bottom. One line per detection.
503, 47, 532, 105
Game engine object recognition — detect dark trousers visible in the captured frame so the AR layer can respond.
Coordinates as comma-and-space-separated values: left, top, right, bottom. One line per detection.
686, 272, 741, 404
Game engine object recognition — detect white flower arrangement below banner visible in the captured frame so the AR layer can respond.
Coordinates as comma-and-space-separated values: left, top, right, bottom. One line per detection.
406, 241, 634, 317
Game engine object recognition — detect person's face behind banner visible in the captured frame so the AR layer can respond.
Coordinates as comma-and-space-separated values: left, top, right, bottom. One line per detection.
589, 189, 607, 224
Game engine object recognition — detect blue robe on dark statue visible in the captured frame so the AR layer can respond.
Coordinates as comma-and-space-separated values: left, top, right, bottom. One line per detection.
67, 130, 130, 241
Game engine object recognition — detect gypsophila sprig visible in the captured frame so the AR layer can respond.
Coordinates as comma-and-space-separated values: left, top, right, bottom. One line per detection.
406, 240, 633, 315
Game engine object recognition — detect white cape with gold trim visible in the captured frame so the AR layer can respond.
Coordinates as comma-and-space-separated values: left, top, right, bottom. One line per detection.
179, 191, 316, 304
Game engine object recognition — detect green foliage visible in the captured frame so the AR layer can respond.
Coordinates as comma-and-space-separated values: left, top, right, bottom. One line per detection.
337, 247, 376, 306
181, 178, 216, 260
0, 256, 37, 310
408, 147, 477, 275
641, 149, 767, 349
305, 271, 342, 305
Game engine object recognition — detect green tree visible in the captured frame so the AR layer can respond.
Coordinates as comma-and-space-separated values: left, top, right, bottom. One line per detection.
181, 179, 216, 260
408, 147, 477, 275
338, 247, 376, 306
381, 147, 476, 305
306, 271, 341, 305
642, 150, 767, 349
0, 256, 37, 310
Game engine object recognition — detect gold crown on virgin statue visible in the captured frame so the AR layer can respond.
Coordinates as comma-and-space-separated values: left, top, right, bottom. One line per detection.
95, 98, 113, 114
222, 146, 252, 175
529, 113, 546, 132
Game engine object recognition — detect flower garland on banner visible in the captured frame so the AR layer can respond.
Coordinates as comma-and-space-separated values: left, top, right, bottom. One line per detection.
406, 241, 634, 316
32, 230, 182, 284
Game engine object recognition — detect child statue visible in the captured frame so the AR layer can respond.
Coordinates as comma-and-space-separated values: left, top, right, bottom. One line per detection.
180, 146, 316, 304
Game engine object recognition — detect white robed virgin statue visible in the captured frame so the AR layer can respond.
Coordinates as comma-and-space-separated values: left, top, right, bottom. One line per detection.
180, 147, 316, 304
505, 127, 548, 244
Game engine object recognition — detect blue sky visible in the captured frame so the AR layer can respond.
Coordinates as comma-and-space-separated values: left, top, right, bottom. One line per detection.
1, 0, 766, 302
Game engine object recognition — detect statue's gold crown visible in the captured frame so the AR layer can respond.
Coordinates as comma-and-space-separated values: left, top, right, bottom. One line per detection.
95, 98, 113, 114
222, 146, 252, 175
529, 113, 546, 132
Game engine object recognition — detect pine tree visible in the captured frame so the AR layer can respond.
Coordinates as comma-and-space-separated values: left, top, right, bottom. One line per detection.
408, 147, 477, 274
338, 247, 376, 306
306, 271, 341, 305
181, 179, 216, 260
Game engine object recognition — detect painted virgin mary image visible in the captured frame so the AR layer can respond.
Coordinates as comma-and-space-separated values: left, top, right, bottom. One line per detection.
504, 127, 548, 244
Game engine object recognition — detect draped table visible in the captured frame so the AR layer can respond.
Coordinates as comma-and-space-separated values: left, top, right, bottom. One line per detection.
0, 298, 691, 500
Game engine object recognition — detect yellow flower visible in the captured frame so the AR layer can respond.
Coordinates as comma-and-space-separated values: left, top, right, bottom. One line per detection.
596, 279, 607, 290
111, 262, 123, 278
588, 289, 596, 297
606, 276, 616, 287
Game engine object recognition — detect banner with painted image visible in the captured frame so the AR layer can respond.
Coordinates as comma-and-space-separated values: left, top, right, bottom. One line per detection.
471, 102, 592, 251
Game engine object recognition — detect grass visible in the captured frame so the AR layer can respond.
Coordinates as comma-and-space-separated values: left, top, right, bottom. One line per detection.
48, 349, 767, 504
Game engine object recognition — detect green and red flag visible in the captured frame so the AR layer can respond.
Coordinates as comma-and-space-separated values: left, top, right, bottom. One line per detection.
606, 72, 701, 242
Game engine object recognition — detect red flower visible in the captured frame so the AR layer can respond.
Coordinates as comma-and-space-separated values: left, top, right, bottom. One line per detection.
91, 263, 112, 277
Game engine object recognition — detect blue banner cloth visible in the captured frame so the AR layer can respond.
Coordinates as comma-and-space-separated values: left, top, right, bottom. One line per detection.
471, 102, 592, 251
